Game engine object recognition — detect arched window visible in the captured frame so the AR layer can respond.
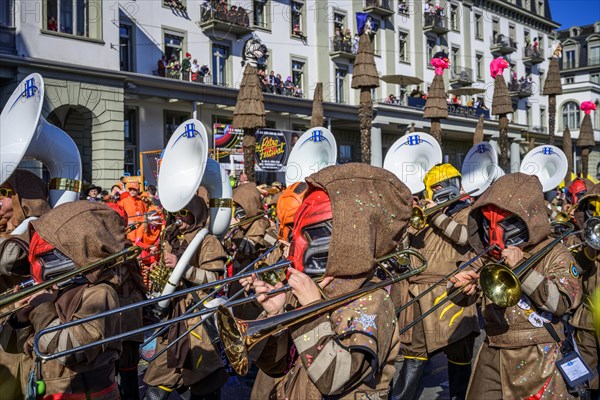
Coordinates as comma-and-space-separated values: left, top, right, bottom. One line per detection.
562, 101, 580, 129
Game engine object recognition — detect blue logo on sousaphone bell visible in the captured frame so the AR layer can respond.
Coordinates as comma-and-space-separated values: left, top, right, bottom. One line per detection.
9, 77, 39, 111
476, 144, 488, 154
310, 130, 324, 142
172, 123, 200, 147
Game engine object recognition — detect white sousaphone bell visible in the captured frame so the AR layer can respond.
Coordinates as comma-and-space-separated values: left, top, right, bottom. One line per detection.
383, 132, 442, 194
285, 127, 337, 187
0, 73, 82, 208
519, 145, 568, 192
156, 118, 232, 309
461, 142, 502, 196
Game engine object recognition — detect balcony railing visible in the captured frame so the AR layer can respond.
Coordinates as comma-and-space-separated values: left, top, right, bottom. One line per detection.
423, 14, 448, 35
490, 35, 517, 54
530, 126, 547, 134
523, 46, 544, 65
450, 68, 474, 85
508, 80, 533, 98
198, 3, 253, 35
383, 96, 491, 119
329, 37, 357, 61
589, 57, 600, 66
563, 60, 577, 70
364, 0, 395, 17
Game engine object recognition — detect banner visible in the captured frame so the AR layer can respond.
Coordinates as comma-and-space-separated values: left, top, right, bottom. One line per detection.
255, 128, 298, 183
213, 123, 244, 173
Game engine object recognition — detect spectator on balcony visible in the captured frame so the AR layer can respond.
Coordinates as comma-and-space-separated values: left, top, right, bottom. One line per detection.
511, 68, 517, 83
293, 23, 305, 39
385, 94, 398, 104
284, 76, 294, 96
435, 5, 444, 16
467, 98, 474, 107
199, 64, 211, 81
167, 54, 181, 79
399, 1, 408, 14
275, 74, 284, 94
343, 28, 352, 44
533, 37, 539, 51
182, 52, 192, 81
48, 16, 58, 31
451, 95, 461, 105
266, 71, 277, 93
157, 55, 168, 77
424, 0, 433, 14
191, 59, 199, 82
294, 85, 304, 98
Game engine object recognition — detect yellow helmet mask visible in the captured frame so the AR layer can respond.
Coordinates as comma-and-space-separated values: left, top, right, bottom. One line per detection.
424, 163, 462, 202
586, 196, 600, 218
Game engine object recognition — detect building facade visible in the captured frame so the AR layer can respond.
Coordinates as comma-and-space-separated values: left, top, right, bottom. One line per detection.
0, 0, 563, 188
556, 21, 600, 179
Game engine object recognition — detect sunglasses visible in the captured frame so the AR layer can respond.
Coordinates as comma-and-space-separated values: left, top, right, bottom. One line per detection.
0, 188, 13, 198
174, 209, 190, 217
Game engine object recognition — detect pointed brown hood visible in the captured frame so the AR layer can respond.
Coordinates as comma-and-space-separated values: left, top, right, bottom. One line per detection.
468, 173, 550, 252
574, 182, 600, 229
233, 183, 263, 218
6, 169, 51, 229
30, 201, 128, 275
181, 195, 209, 233
306, 163, 411, 295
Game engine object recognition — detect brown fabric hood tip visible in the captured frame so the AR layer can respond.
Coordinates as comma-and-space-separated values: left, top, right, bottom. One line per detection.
305, 163, 412, 295
233, 182, 263, 218
6, 169, 51, 228
468, 172, 550, 253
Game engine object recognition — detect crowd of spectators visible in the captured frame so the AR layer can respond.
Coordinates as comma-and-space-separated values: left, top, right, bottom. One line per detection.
258, 70, 304, 98
163, 0, 186, 12
447, 95, 489, 110
332, 27, 359, 55
156, 52, 211, 83
201, 0, 250, 27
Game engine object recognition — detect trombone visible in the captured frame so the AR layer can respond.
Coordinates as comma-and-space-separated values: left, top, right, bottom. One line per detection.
33, 258, 292, 361
0, 246, 142, 312
215, 248, 428, 376
411, 190, 476, 230
566, 217, 600, 251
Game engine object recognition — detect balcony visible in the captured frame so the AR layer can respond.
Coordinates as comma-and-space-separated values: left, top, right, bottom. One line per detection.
529, 126, 547, 135
449, 68, 474, 86
522, 46, 544, 65
404, 97, 490, 119
508, 80, 533, 98
364, 0, 395, 17
490, 35, 517, 55
198, 4, 253, 36
423, 14, 449, 35
329, 37, 356, 61
589, 57, 600, 67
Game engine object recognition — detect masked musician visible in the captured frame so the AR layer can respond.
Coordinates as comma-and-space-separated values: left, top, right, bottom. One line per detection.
248, 164, 410, 400
143, 194, 229, 400
450, 173, 582, 399
393, 164, 479, 400
567, 183, 600, 397
0, 170, 51, 398
119, 181, 148, 244
561, 178, 592, 221
0, 201, 139, 399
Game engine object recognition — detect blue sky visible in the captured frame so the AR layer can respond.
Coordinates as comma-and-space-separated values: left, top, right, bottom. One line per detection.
550, 0, 600, 28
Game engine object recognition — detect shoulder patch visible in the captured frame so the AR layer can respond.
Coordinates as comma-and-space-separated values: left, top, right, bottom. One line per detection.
570, 263, 580, 278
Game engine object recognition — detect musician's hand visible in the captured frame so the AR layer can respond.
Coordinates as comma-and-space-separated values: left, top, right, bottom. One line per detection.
502, 246, 523, 269
239, 273, 257, 293
423, 199, 437, 209
287, 268, 333, 306
450, 270, 479, 296
14, 290, 57, 323
253, 280, 285, 317
164, 253, 178, 269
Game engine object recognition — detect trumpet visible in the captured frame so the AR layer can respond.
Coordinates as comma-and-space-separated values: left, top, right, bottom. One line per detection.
566, 216, 600, 251
411, 190, 476, 230
0, 246, 142, 311
216, 248, 428, 376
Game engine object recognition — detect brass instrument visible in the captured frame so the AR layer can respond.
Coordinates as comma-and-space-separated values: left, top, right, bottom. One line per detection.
479, 221, 574, 308
410, 190, 476, 230
216, 248, 428, 376
567, 217, 600, 251
147, 219, 182, 295
0, 246, 142, 311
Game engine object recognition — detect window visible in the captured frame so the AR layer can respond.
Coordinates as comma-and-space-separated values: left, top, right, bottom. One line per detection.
562, 101, 580, 130
540, 107, 546, 128
450, 4, 459, 31
524, 29, 530, 46
164, 31, 184, 60
291, 1, 304, 37
492, 18, 499, 40
124, 108, 138, 176
292, 59, 305, 93
119, 23, 134, 72
509, 24, 516, 41
537, 0, 544, 17
592, 73, 600, 85
333, 11, 345, 32
451, 46, 460, 72
44, 0, 101, 39
570, 27, 579, 37
474, 13, 483, 39
0, 0, 14, 27
212, 44, 230, 86
398, 31, 409, 62
523, 0, 531, 10
596, 23, 600, 33
590, 45, 600, 66
426, 40, 435, 62
339, 144, 352, 163
164, 111, 190, 146
565, 76, 574, 84
476, 53, 484, 80
565, 50, 576, 69
253, 0, 268, 29
335, 68, 347, 104
372, 21, 381, 56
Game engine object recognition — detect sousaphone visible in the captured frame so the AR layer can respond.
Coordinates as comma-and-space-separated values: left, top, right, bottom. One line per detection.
383, 132, 442, 194
0, 73, 82, 207
157, 119, 232, 309
285, 127, 337, 186
520, 145, 568, 192
461, 142, 500, 196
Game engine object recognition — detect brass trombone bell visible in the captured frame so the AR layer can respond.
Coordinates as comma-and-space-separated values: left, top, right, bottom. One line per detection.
410, 190, 476, 230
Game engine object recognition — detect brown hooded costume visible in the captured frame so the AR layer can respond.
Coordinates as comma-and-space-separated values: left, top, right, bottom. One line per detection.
0, 201, 136, 398
143, 195, 229, 395
567, 183, 600, 390
451, 173, 582, 399
250, 163, 411, 400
